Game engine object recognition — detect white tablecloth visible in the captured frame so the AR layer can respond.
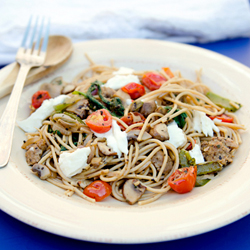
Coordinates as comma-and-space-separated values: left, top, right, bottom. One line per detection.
0, 0, 250, 65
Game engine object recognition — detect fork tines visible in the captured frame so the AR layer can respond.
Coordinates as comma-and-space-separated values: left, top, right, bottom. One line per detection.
21, 16, 50, 55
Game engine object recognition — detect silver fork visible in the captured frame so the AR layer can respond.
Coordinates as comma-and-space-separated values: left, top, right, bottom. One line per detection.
0, 17, 50, 167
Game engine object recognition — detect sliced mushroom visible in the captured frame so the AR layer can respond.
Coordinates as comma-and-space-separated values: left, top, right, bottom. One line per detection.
140, 101, 157, 117
51, 122, 71, 136
150, 123, 169, 141
102, 86, 116, 98
87, 146, 96, 164
155, 106, 168, 115
152, 151, 174, 174
83, 133, 93, 146
66, 99, 89, 119
90, 157, 103, 167
164, 157, 174, 174
32, 163, 51, 180
127, 130, 152, 141
40, 77, 65, 98
98, 142, 117, 156
62, 84, 75, 94
152, 150, 164, 168
131, 101, 143, 112
122, 179, 146, 205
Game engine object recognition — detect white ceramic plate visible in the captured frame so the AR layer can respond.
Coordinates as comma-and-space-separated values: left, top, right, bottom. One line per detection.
0, 39, 250, 243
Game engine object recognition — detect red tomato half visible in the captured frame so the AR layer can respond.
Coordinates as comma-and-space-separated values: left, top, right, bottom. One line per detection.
209, 114, 233, 123
86, 109, 112, 133
121, 82, 145, 99
141, 72, 166, 91
83, 180, 112, 201
168, 166, 197, 194
32, 90, 51, 109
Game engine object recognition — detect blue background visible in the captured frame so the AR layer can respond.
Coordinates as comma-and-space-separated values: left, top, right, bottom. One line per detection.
1, 38, 250, 249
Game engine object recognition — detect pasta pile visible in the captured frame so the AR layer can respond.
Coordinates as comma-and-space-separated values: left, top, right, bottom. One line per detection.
21, 56, 245, 205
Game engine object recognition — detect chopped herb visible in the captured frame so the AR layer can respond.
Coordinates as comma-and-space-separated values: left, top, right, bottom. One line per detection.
48, 125, 53, 133
60, 146, 67, 151
165, 106, 187, 128
54, 130, 62, 136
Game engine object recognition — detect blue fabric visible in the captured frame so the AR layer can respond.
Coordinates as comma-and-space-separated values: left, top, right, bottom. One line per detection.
0, 38, 250, 249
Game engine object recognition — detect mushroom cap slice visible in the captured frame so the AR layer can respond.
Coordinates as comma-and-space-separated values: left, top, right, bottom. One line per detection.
32, 164, 51, 180
150, 123, 169, 141
127, 130, 152, 141
122, 179, 146, 205
140, 101, 157, 117
97, 142, 117, 156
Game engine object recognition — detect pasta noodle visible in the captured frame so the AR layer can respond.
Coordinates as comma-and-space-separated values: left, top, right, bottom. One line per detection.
20, 56, 245, 205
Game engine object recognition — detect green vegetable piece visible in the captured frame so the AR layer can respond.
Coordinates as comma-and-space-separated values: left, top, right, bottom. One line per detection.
54, 96, 84, 112
195, 177, 211, 187
60, 146, 67, 151
54, 130, 62, 136
165, 106, 187, 129
72, 90, 88, 98
109, 97, 124, 117
86, 81, 125, 117
206, 92, 242, 112
179, 149, 196, 168
197, 162, 222, 176
63, 111, 84, 124
54, 103, 72, 112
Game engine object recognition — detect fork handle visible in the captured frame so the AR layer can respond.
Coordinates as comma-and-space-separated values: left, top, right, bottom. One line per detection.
0, 64, 31, 167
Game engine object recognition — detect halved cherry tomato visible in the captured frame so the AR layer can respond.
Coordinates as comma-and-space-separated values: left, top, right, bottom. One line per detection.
83, 180, 112, 202
119, 112, 146, 130
168, 166, 197, 194
162, 67, 175, 78
209, 114, 233, 123
32, 90, 51, 109
86, 109, 112, 133
141, 72, 166, 91
121, 82, 145, 99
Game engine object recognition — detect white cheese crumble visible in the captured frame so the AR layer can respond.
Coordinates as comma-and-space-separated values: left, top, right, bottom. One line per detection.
166, 121, 186, 148
104, 75, 140, 90
93, 120, 128, 158
193, 110, 219, 137
59, 147, 91, 177
112, 67, 134, 75
17, 95, 70, 133
126, 99, 133, 105
189, 144, 205, 164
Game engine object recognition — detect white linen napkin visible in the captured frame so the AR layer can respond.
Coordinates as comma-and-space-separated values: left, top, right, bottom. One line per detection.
0, 0, 250, 65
